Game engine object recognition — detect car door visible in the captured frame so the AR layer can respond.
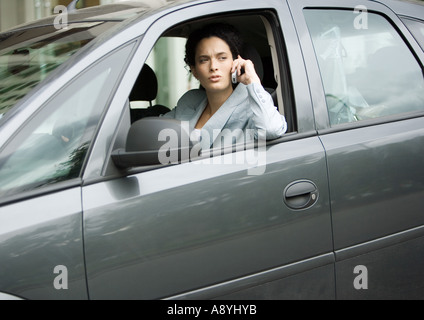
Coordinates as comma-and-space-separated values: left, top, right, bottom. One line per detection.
289, 0, 424, 299
82, 0, 335, 300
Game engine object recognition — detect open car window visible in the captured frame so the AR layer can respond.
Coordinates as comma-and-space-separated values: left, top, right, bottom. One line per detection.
107, 11, 294, 174
128, 13, 284, 123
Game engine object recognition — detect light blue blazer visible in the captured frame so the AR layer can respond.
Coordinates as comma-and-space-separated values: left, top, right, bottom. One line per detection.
162, 83, 287, 149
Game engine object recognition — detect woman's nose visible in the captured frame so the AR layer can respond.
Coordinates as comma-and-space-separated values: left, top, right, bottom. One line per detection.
210, 58, 218, 71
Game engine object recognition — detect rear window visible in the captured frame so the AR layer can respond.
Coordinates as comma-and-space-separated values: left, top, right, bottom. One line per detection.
304, 9, 424, 125
0, 21, 119, 119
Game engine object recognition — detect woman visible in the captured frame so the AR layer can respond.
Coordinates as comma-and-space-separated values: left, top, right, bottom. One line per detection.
163, 23, 287, 149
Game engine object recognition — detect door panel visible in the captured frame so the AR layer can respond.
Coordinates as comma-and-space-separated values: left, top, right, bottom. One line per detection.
335, 233, 424, 299
0, 187, 87, 299
320, 118, 424, 298
216, 262, 335, 300
83, 138, 334, 299
321, 118, 424, 249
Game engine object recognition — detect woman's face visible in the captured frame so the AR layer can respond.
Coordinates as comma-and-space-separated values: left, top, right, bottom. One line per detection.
191, 36, 234, 94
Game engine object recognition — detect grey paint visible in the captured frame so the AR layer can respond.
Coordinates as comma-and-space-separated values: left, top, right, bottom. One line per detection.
83, 138, 333, 299
0, 0, 423, 299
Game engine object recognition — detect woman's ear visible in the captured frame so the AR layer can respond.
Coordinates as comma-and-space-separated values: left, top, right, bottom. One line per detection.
190, 66, 198, 79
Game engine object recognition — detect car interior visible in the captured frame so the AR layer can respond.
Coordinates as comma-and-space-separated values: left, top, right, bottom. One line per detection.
106, 12, 295, 174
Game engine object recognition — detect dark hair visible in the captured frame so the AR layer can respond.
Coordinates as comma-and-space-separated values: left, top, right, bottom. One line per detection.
184, 23, 244, 68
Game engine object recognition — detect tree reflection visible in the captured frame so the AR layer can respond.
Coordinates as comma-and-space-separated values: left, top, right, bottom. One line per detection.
46, 141, 90, 185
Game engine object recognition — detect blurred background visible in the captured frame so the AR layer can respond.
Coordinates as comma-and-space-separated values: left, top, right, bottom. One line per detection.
0, 0, 136, 32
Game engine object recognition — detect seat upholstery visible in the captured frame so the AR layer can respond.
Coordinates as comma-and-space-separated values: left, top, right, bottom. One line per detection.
129, 64, 170, 123
242, 43, 277, 106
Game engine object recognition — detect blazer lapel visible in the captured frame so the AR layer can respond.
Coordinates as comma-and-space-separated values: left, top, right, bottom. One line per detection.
201, 84, 248, 148
189, 98, 207, 131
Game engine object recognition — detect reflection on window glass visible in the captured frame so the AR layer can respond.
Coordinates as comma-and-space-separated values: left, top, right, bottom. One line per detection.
0, 22, 119, 118
304, 10, 424, 125
402, 18, 424, 51
0, 43, 134, 198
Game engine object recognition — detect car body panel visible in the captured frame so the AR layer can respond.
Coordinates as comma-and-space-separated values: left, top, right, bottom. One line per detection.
83, 138, 333, 299
320, 118, 424, 249
0, 186, 87, 299
288, 0, 424, 298
0, 0, 423, 299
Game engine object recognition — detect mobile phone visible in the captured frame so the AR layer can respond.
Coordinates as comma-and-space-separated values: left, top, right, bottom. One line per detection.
231, 70, 238, 84
231, 68, 244, 84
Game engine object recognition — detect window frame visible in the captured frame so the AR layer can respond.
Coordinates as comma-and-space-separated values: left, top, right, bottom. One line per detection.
402, 16, 424, 51
101, 6, 300, 178
131, 10, 290, 119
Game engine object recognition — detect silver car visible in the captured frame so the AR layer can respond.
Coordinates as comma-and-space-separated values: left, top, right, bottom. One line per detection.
0, 0, 423, 300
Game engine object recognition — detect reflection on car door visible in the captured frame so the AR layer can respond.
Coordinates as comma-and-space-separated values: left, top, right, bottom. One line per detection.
0, 188, 87, 299
83, 138, 334, 299
323, 119, 424, 299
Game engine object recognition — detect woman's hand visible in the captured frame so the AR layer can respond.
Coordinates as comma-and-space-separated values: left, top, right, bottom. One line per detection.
231, 55, 261, 85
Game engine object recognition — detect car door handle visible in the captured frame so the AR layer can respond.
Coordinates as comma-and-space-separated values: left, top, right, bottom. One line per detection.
283, 180, 319, 210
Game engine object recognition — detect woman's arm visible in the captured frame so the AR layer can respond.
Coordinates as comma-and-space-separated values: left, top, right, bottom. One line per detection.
232, 56, 287, 140
247, 83, 287, 140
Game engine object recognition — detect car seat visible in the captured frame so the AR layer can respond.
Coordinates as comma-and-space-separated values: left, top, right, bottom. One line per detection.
242, 43, 277, 106
129, 64, 170, 123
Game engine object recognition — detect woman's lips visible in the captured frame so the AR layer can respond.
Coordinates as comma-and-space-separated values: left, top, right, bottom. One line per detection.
209, 75, 221, 82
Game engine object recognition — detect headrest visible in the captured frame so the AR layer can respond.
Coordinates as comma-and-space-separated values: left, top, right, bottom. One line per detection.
242, 44, 264, 81
129, 64, 158, 102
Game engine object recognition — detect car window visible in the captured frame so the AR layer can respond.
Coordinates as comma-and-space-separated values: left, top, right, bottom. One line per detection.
118, 12, 289, 172
0, 21, 120, 119
135, 36, 198, 111
0, 43, 133, 199
402, 17, 424, 51
304, 9, 424, 126
129, 14, 284, 121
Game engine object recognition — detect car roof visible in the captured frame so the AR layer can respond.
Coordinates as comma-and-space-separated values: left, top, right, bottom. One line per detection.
374, 0, 424, 20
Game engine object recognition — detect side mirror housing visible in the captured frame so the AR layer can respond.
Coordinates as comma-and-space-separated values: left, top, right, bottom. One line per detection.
112, 117, 191, 168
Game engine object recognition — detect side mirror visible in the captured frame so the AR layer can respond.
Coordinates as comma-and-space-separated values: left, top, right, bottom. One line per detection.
112, 117, 191, 168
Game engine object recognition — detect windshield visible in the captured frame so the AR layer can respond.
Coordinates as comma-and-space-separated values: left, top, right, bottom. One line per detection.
0, 21, 119, 119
